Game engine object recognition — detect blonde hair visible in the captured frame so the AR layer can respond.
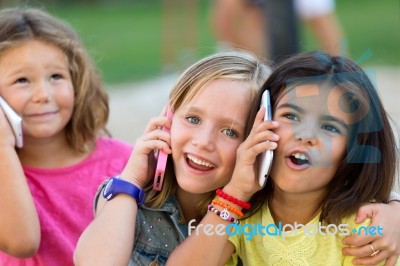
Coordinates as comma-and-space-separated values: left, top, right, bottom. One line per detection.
145, 51, 271, 217
0, 7, 108, 153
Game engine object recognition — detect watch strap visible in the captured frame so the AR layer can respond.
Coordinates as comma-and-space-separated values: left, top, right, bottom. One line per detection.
103, 177, 145, 205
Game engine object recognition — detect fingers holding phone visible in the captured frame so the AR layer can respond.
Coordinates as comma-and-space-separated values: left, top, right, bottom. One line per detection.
229, 104, 279, 197
0, 96, 23, 148
120, 109, 172, 188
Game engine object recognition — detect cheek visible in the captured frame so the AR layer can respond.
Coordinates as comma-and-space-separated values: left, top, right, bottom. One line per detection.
330, 138, 347, 164
1, 91, 31, 115
221, 142, 241, 170
170, 122, 188, 158
274, 124, 292, 150
56, 84, 75, 111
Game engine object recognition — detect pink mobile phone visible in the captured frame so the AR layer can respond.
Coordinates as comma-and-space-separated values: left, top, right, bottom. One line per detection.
258, 90, 273, 187
153, 107, 174, 191
0, 96, 23, 148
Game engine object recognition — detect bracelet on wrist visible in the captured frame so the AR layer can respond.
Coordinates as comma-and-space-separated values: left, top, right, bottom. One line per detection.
216, 188, 251, 209
208, 204, 239, 224
212, 199, 244, 217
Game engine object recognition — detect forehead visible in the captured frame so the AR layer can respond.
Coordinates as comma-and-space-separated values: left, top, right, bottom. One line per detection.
181, 79, 252, 120
278, 83, 353, 124
0, 39, 66, 65
192, 78, 251, 103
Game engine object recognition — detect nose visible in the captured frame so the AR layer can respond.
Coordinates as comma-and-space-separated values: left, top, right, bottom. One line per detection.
32, 81, 51, 103
294, 122, 318, 146
191, 125, 215, 152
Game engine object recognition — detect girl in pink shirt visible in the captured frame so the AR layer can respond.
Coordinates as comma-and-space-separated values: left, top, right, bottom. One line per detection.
0, 7, 131, 265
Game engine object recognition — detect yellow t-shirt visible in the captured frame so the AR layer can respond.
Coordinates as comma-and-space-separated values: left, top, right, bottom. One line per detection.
227, 202, 394, 266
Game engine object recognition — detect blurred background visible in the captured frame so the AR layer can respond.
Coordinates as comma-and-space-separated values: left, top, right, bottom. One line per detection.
1, 0, 399, 191
0, 0, 398, 85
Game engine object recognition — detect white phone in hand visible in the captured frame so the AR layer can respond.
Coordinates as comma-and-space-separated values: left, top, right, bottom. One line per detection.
0, 96, 23, 148
258, 90, 273, 187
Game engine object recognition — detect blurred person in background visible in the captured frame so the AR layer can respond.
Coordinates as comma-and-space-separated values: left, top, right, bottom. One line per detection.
210, 0, 344, 61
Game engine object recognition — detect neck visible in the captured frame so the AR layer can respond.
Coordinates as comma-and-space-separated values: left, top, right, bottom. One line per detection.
17, 132, 88, 168
269, 187, 326, 227
176, 187, 209, 223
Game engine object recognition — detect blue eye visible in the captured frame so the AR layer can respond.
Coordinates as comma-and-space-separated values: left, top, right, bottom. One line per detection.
186, 116, 200, 125
222, 128, 238, 138
284, 113, 299, 121
322, 124, 340, 133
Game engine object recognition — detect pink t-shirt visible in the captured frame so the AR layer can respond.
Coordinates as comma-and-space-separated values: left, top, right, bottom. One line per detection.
0, 137, 132, 266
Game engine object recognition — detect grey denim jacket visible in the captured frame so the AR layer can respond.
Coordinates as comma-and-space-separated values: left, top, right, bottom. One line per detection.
129, 196, 188, 266
95, 181, 188, 266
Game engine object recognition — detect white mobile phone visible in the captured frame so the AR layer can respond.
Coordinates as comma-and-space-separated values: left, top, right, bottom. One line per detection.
258, 90, 273, 187
0, 96, 23, 148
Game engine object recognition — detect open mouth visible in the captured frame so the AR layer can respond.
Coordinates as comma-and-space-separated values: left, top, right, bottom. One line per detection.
186, 154, 216, 171
289, 152, 310, 166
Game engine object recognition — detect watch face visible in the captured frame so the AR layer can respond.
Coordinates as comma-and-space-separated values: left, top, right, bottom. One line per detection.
103, 178, 114, 199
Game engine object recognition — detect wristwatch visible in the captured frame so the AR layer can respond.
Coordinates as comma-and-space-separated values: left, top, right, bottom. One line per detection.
102, 176, 145, 206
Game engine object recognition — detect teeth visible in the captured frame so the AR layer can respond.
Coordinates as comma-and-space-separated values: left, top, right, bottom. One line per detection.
292, 153, 307, 161
187, 154, 215, 168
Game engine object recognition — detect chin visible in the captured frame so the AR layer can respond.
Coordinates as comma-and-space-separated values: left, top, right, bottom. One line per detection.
176, 178, 214, 195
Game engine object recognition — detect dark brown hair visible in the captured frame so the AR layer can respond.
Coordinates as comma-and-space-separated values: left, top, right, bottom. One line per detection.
0, 7, 108, 153
247, 51, 398, 224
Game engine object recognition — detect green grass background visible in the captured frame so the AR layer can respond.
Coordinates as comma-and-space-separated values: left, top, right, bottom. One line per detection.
1, 0, 399, 85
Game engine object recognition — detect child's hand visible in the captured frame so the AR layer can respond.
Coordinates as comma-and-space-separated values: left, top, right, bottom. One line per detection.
119, 109, 172, 188
224, 107, 279, 202
342, 202, 400, 266
0, 107, 16, 148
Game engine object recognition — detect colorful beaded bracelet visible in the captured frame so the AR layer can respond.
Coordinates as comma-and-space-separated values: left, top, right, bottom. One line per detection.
212, 199, 244, 217
216, 188, 251, 209
208, 204, 239, 225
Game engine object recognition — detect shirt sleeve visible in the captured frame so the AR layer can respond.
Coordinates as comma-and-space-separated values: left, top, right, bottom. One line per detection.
294, 0, 335, 19
225, 230, 240, 266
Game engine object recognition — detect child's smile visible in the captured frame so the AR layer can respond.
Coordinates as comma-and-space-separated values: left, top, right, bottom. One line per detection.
171, 79, 252, 194
186, 153, 216, 171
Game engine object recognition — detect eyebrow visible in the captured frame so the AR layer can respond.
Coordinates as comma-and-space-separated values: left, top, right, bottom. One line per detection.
277, 103, 350, 131
7, 64, 69, 76
276, 103, 303, 113
5, 66, 28, 77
